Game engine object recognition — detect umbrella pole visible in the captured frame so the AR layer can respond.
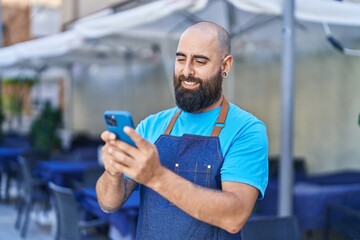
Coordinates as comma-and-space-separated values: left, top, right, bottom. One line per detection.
279, 0, 296, 216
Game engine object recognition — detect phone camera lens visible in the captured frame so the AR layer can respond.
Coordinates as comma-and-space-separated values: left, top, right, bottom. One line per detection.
105, 115, 117, 126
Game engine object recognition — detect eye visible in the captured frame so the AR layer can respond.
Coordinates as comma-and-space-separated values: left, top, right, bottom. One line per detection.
177, 58, 186, 63
196, 60, 206, 65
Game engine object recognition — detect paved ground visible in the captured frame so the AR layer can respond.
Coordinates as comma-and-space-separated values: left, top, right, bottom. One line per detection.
0, 182, 344, 240
0, 201, 54, 240
0, 201, 346, 240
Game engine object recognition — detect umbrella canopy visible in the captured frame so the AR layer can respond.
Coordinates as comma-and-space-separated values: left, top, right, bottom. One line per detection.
227, 0, 360, 26
227, 0, 360, 216
0, 0, 208, 69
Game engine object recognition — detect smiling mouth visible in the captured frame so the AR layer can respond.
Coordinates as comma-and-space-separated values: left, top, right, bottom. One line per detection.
182, 80, 200, 89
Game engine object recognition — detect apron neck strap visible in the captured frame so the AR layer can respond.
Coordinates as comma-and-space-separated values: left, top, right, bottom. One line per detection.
164, 109, 181, 135
210, 96, 229, 137
164, 96, 230, 137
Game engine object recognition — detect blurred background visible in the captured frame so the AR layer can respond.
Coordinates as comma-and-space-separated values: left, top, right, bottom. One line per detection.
0, 0, 359, 239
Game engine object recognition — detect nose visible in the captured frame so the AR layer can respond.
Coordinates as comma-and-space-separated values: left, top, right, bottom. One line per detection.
182, 61, 194, 78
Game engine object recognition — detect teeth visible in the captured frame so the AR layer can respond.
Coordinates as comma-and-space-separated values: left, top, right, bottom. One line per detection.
184, 81, 197, 85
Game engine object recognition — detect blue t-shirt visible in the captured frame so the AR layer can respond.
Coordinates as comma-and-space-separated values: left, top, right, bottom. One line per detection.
136, 103, 268, 199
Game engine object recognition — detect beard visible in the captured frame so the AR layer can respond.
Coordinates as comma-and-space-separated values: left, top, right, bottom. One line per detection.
173, 69, 223, 113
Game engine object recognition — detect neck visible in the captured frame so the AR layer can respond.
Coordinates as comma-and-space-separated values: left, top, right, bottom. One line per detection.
195, 95, 224, 113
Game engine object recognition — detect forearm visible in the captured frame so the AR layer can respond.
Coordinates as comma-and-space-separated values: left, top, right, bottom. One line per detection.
147, 167, 256, 233
96, 171, 125, 213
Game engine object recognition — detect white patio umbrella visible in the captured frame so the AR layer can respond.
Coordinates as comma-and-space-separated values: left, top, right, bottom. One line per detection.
226, 0, 360, 216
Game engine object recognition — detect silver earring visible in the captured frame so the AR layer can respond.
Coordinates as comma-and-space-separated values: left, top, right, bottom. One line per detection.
222, 72, 228, 78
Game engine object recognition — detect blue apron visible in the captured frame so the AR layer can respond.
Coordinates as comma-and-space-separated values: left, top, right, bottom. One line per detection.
136, 98, 242, 240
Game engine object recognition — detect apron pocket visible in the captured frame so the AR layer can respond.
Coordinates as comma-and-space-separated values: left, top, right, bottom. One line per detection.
174, 163, 212, 188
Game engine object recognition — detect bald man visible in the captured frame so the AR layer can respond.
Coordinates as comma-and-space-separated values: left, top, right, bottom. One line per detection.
97, 21, 268, 239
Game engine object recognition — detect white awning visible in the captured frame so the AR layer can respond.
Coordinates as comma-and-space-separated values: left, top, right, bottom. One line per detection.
1, 0, 359, 70
227, 0, 360, 26
15, 30, 82, 59
74, 0, 207, 38
0, 0, 207, 69
0, 45, 19, 67
0, 30, 82, 68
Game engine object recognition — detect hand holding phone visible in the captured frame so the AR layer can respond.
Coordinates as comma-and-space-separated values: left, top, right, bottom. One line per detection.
104, 111, 136, 147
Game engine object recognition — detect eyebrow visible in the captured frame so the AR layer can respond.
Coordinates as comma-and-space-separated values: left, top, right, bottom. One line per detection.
176, 52, 186, 57
176, 52, 210, 61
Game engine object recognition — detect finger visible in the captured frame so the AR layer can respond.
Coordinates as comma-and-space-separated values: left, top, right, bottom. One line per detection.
107, 157, 130, 175
102, 145, 122, 167
110, 139, 141, 160
101, 131, 116, 142
107, 146, 134, 167
102, 147, 116, 166
124, 126, 151, 150
103, 151, 129, 175
102, 154, 118, 173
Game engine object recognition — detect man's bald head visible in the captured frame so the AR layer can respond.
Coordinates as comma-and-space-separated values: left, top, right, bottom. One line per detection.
174, 22, 234, 112
181, 21, 231, 58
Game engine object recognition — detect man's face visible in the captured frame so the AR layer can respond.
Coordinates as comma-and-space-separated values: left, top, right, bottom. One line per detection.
174, 28, 223, 112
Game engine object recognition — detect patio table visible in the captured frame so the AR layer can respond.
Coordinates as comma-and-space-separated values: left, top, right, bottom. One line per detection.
76, 187, 139, 239
256, 170, 360, 231
35, 160, 101, 187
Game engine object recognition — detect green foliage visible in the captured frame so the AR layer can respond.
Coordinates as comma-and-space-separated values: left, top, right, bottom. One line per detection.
2, 78, 36, 86
3, 95, 22, 114
29, 102, 62, 156
1, 78, 36, 115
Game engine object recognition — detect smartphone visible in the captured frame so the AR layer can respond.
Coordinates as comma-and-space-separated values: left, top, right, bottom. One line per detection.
104, 111, 136, 147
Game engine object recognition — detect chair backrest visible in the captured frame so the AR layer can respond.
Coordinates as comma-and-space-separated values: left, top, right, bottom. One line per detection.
17, 156, 34, 200
268, 156, 307, 180
48, 182, 81, 240
241, 215, 301, 240
325, 204, 360, 240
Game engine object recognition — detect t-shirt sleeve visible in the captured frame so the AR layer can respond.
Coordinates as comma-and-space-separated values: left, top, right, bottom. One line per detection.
220, 121, 268, 199
135, 119, 145, 138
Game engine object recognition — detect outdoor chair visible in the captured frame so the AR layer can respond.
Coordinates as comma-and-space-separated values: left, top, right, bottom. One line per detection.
15, 155, 50, 238
268, 156, 307, 180
241, 215, 301, 240
48, 182, 109, 240
2, 159, 19, 203
324, 204, 360, 240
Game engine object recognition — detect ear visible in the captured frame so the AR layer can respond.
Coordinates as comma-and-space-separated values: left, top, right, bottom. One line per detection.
221, 55, 234, 75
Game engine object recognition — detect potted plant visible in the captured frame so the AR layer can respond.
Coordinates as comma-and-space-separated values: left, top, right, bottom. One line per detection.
29, 101, 62, 157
